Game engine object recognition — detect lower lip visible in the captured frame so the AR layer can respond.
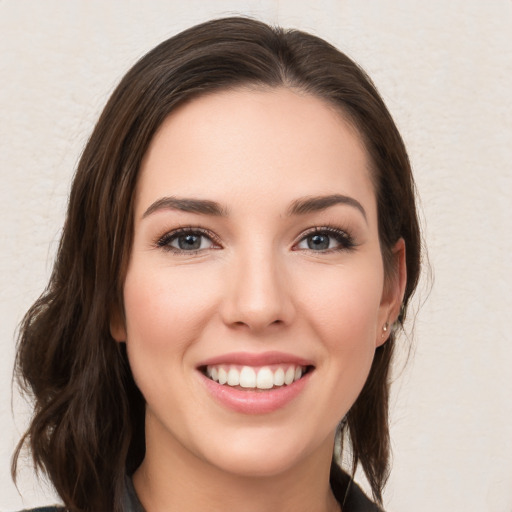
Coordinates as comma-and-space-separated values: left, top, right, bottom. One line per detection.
199, 371, 312, 414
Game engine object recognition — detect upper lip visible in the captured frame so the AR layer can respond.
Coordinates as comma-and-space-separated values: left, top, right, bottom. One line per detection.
197, 351, 314, 368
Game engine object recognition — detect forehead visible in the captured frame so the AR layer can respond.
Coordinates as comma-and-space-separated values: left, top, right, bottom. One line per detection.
136, 87, 375, 217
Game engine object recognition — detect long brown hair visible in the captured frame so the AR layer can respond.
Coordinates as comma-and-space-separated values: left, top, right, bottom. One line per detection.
13, 17, 421, 511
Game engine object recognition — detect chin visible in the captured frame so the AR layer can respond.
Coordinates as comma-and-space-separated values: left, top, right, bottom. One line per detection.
207, 449, 305, 479
198, 426, 333, 479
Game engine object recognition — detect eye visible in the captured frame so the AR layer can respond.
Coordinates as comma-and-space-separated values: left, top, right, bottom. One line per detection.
295, 227, 355, 252
156, 228, 219, 253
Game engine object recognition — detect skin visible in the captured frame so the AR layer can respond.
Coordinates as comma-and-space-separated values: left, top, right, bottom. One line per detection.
111, 87, 406, 512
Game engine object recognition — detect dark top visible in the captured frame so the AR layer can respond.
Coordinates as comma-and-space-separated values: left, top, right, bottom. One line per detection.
20, 466, 383, 511
330, 464, 384, 511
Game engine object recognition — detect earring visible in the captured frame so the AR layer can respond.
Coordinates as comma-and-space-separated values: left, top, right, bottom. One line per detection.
381, 322, 389, 338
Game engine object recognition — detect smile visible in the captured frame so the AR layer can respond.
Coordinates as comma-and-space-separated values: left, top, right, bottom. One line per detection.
197, 352, 315, 413
204, 364, 310, 390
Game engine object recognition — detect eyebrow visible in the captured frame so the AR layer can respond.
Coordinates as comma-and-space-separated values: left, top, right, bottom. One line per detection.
142, 193, 367, 222
142, 196, 228, 218
287, 194, 367, 222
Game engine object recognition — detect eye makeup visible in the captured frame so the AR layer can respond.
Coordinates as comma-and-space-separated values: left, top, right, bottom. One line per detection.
154, 226, 222, 255
152, 222, 357, 257
293, 225, 356, 253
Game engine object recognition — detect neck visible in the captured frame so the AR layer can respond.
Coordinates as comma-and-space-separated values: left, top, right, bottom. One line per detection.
133, 418, 340, 512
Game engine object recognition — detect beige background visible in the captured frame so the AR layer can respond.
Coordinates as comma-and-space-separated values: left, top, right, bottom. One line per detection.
1, 1, 511, 510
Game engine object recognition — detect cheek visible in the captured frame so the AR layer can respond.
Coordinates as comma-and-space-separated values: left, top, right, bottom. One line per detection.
301, 265, 384, 417
121, 264, 221, 414
122, 263, 218, 353
301, 264, 383, 334
296, 260, 384, 372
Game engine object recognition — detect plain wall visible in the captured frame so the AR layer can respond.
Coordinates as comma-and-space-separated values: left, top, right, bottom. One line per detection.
1, 1, 511, 511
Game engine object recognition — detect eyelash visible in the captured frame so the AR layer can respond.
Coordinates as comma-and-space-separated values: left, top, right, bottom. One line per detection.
293, 225, 356, 253
155, 227, 221, 255
154, 225, 356, 255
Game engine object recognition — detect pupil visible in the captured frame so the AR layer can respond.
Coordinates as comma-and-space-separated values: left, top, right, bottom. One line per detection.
308, 234, 329, 250
179, 234, 201, 250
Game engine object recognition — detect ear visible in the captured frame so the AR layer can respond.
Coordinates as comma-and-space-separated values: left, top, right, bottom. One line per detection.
377, 238, 407, 347
110, 304, 127, 342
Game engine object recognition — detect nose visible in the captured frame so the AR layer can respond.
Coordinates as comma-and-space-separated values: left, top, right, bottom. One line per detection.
220, 246, 295, 332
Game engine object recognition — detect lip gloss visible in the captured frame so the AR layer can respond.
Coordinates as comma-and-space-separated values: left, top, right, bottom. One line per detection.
199, 370, 312, 414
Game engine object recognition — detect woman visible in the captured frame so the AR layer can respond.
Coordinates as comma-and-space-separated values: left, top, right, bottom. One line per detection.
13, 17, 420, 512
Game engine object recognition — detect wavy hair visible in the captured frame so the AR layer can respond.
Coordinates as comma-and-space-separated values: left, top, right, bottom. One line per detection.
13, 17, 421, 511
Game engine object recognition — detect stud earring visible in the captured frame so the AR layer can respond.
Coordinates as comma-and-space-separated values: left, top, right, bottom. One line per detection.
381, 322, 389, 338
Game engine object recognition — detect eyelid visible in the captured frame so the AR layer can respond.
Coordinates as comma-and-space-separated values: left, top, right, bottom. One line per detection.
292, 225, 356, 252
154, 226, 222, 253
152, 224, 355, 254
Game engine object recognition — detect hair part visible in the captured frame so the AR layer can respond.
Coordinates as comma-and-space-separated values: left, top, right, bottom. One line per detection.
13, 16, 420, 510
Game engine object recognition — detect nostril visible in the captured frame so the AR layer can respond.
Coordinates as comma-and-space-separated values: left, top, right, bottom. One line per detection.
230, 318, 284, 330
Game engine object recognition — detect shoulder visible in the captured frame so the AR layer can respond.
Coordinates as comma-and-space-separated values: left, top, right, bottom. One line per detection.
17, 507, 65, 512
343, 484, 385, 512
330, 463, 385, 512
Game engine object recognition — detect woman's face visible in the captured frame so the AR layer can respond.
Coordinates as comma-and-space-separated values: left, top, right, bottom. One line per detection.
112, 88, 404, 478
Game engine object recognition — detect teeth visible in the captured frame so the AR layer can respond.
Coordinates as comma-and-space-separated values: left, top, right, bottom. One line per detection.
274, 367, 285, 386
284, 366, 295, 385
227, 367, 240, 386
205, 364, 307, 389
239, 366, 256, 388
256, 367, 274, 389
218, 367, 228, 385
